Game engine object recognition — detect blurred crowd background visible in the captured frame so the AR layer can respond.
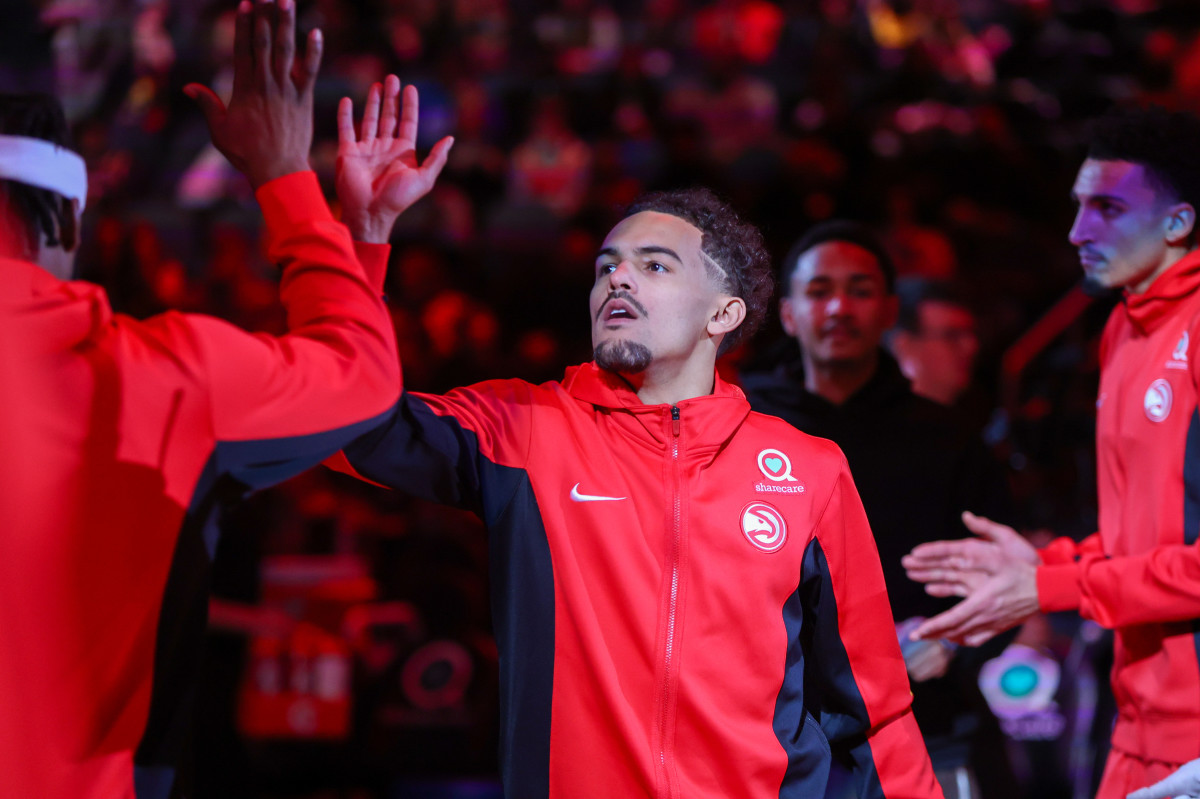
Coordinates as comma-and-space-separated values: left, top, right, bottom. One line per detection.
8, 0, 1200, 796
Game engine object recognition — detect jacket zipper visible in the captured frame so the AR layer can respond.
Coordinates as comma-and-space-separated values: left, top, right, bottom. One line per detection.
657, 404, 683, 798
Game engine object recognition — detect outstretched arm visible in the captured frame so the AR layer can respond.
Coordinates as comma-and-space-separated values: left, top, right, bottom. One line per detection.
171, 0, 399, 485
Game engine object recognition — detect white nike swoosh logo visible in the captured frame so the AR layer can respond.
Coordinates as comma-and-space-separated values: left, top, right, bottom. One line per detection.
570, 483, 626, 502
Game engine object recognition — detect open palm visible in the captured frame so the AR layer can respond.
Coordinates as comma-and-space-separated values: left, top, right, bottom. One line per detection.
336, 75, 453, 241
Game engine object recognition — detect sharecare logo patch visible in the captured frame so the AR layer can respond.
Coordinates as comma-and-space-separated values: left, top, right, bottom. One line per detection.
1144, 378, 1172, 423
740, 502, 788, 553
757, 448, 798, 482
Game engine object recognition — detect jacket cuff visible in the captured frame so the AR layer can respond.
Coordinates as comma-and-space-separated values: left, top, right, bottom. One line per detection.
254, 170, 332, 236
353, 241, 391, 295
1036, 562, 1083, 613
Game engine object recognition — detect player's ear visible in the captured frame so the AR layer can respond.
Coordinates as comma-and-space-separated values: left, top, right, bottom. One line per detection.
709, 295, 746, 340
1166, 203, 1196, 247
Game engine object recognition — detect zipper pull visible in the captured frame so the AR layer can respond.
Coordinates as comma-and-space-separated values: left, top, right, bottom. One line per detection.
671, 405, 680, 437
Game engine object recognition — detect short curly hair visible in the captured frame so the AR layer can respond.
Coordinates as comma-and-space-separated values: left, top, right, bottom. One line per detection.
1088, 105, 1200, 212
622, 187, 774, 355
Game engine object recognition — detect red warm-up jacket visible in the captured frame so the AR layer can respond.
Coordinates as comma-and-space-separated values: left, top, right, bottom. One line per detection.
1037, 250, 1200, 765
340, 246, 941, 799
0, 172, 400, 799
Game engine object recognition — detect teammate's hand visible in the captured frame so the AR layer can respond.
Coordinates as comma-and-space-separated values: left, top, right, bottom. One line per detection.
183, 0, 322, 189
1127, 757, 1200, 799
903, 511, 1039, 599
336, 75, 454, 243
901, 512, 1041, 646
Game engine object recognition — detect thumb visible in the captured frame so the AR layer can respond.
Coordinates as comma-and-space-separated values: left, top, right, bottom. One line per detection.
419, 135, 455, 184
962, 510, 1009, 542
184, 84, 226, 128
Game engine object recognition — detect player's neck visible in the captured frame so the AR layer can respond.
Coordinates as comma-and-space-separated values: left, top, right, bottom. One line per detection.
628, 355, 717, 407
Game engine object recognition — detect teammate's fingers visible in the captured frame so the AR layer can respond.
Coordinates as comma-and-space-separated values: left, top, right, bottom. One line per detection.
419, 135, 454, 184
398, 83, 419, 148
337, 97, 355, 144
379, 75, 401, 139
924, 582, 969, 598
361, 82, 382, 142
273, 0, 295, 87
906, 539, 971, 562
183, 84, 228, 129
962, 510, 1017, 542
294, 28, 323, 95
232, 0, 253, 96
911, 600, 977, 641
252, 0, 274, 92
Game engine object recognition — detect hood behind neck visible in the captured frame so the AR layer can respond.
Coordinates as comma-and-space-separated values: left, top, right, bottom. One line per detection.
2, 257, 113, 351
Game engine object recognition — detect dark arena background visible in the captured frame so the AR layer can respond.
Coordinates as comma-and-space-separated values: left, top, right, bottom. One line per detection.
8, 0, 1199, 796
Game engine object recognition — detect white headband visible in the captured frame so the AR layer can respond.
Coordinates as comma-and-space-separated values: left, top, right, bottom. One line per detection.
0, 135, 87, 211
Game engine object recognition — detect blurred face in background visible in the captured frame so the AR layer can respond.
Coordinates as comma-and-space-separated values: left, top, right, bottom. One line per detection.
892, 300, 979, 406
781, 241, 897, 370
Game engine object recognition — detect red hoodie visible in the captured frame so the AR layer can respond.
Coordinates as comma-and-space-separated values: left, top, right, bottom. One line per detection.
1037, 250, 1200, 765
0, 172, 400, 799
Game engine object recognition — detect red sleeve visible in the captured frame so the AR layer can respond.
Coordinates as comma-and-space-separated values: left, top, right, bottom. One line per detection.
1039, 542, 1200, 625
353, 240, 390, 296
810, 461, 943, 798
183, 171, 400, 445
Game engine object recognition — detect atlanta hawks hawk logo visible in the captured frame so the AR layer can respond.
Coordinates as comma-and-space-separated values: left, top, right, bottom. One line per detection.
1144, 378, 1172, 423
740, 502, 788, 553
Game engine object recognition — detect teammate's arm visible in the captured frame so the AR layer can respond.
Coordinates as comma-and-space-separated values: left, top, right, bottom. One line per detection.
172, 0, 400, 487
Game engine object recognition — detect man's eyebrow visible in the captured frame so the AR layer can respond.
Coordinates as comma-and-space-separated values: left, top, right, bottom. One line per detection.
1073, 191, 1126, 205
595, 245, 684, 264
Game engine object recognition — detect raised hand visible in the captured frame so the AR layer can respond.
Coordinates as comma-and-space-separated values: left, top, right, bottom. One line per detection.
183, 0, 322, 188
336, 75, 454, 243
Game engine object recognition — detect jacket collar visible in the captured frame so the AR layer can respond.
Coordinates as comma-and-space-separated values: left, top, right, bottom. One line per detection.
562, 361, 751, 451
1125, 249, 1200, 334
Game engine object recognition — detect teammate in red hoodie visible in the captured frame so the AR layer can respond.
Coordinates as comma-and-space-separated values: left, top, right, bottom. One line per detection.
903, 106, 1200, 799
0, 2, 413, 796
330, 76, 943, 798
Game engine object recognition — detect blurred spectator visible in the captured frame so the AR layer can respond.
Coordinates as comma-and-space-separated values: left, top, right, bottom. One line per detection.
891, 277, 981, 408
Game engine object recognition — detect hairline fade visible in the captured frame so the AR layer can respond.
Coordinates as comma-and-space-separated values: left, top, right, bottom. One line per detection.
621, 187, 774, 356
1087, 105, 1200, 214
780, 219, 897, 297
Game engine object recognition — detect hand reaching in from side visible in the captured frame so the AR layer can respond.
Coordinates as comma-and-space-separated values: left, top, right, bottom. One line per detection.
902, 512, 1042, 646
336, 75, 454, 243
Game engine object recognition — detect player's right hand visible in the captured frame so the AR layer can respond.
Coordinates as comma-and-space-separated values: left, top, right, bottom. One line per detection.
184, 0, 323, 189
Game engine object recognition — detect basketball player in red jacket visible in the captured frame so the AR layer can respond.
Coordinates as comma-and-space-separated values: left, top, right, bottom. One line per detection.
0, 1, 415, 796
329, 75, 944, 798
903, 107, 1200, 799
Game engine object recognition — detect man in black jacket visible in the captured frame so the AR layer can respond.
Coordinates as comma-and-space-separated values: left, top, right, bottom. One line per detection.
741, 221, 1014, 799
